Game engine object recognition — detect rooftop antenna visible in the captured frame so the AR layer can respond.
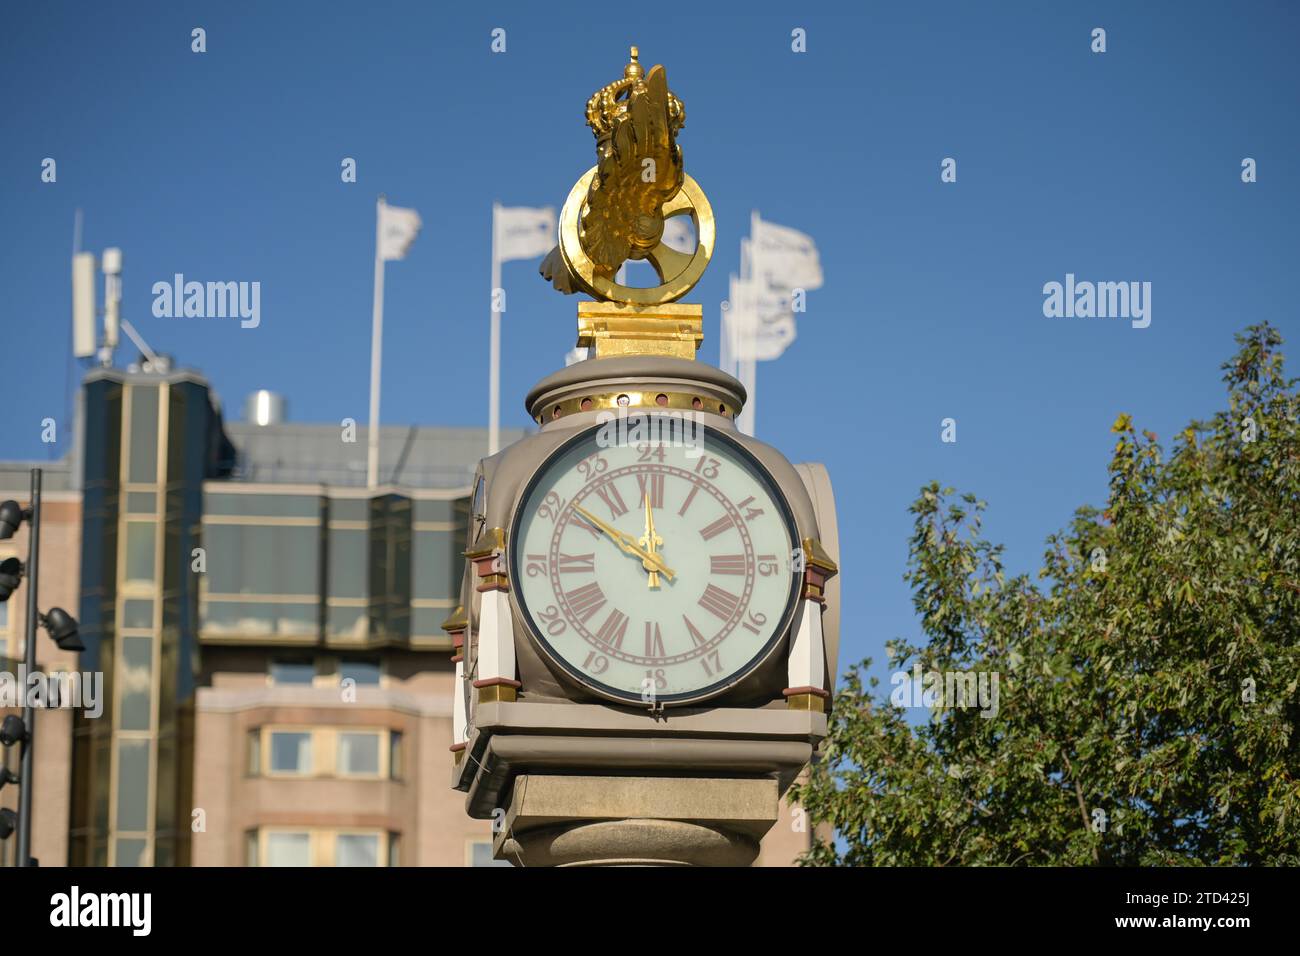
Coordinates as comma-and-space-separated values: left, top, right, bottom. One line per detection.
72, 244, 166, 371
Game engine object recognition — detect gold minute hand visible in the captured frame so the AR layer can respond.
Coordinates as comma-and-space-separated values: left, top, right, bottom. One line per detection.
573, 505, 675, 581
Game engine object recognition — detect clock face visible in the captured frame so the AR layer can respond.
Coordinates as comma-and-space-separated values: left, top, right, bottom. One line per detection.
510, 419, 801, 706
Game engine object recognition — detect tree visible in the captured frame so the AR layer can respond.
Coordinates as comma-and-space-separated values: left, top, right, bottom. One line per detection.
792, 324, 1300, 865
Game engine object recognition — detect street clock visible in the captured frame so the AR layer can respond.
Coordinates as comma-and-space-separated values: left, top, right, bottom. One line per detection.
510, 420, 802, 706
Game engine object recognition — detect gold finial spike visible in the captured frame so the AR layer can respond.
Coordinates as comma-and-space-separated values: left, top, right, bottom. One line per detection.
625, 45, 643, 79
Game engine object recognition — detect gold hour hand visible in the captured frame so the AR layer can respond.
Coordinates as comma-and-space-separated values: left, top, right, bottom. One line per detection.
573, 504, 675, 582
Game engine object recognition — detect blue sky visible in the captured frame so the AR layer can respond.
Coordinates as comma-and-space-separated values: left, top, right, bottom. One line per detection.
2, 1, 1297, 689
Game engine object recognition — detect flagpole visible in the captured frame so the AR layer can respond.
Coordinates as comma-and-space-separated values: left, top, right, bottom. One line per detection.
367, 195, 386, 488
489, 202, 502, 456
737, 211, 760, 436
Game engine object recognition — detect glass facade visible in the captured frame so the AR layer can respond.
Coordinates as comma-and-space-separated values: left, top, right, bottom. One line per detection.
70, 371, 228, 866
200, 488, 464, 648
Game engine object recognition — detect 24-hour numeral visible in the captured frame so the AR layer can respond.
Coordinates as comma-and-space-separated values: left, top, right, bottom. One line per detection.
694, 456, 721, 479
736, 496, 765, 522
701, 649, 722, 678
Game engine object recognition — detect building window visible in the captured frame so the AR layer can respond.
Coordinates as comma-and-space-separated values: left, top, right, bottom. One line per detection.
246, 729, 261, 776
389, 731, 403, 781
121, 599, 154, 630
255, 726, 399, 778
270, 659, 316, 685
335, 833, 380, 867
118, 636, 154, 731
268, 731, 312, 775
250, 828, 393, 867
115, 838, 148, 867
204, 523, 321, 597
338, 731, 381, 777
327, 528, 368, 600
124, 521, 157, 586
339, 657, 380, 686
202, 599, 318, 639
127, 385, 159, 484
468, 840, 512, 867
265, 832, 311, 867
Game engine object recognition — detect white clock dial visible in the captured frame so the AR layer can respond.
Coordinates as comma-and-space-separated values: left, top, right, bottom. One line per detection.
511, 419, 801, 705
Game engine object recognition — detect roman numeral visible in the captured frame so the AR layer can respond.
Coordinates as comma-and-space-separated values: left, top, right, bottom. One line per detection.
595, 608, 629, 650
592, 481, 629, 519
678, 483, 700, 517
636, 471, 664, 509
737, 495, 765, 522
564, 581, 607, 623
557, 553, 595, 573
644, 621, 665, 658
710, 554, 747, 575
683, 614, 708, 648
699, 514, 734, 541
698, 584, 741, 621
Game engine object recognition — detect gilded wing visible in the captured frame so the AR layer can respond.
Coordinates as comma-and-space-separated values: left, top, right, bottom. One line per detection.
581, 65, 684, 275
539, 244, 578, 294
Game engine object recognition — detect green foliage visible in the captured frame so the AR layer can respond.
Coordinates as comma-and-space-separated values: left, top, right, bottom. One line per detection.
792, 324, 1300, 865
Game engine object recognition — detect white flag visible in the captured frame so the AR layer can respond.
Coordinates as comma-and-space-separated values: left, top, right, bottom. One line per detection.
728, 274, 797, 362
496, 205, 555, 262
751, 215, 823, 291
379, 203, 422, 261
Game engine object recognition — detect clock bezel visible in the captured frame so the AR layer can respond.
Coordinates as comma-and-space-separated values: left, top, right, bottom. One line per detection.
508, 419, 803, 707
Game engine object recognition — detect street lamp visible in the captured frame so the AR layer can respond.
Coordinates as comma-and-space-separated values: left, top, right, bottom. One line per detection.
0, 501, 23, 540
0, 469, 79, 866
41, 608, 83, 653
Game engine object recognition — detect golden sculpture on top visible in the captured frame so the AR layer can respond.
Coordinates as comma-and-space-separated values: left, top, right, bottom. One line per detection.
541, 46, 715, 313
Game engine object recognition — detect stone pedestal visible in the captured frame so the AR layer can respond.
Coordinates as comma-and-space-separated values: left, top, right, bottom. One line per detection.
493, 775, 779, 867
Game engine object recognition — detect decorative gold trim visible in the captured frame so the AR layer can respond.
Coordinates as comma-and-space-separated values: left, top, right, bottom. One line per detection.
784, 692, 827, 713
801, 537, 839, 576
464, 527, 505, 562
535, 389, 735, 425
439, 605, 467, 634
800, 536, 839, 604
577, 301, 703, 360
476, 684, 518, 704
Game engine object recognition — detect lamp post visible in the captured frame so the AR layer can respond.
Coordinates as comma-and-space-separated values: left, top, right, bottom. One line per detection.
16, 467, 40, 867
0, 468, 82, 867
